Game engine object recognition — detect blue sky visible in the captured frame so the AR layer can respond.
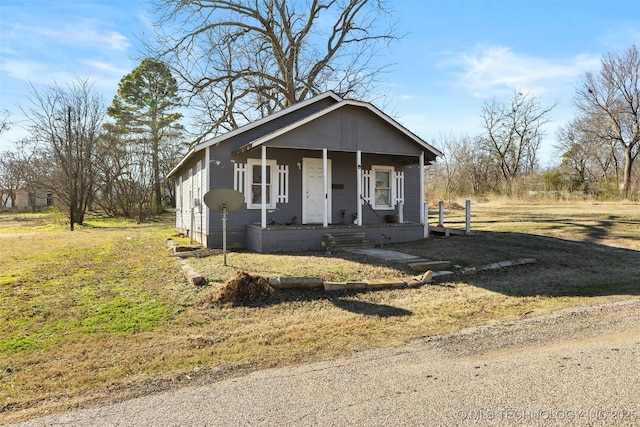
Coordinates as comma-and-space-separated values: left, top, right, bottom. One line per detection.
1, 0, 640, 165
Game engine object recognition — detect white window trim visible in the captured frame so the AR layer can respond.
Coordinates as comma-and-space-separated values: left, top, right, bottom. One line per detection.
371, 165, 395, 210
247, 158, 277, 209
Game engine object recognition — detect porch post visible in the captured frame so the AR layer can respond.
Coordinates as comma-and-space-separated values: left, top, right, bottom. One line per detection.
419, 152, 425, 225
356, 150, 362, 226
205, 146, 211, 244
261, 145, 267, 228
323, 148, 328, 227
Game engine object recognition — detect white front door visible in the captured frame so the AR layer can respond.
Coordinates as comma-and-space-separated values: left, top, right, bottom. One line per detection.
302, 157, 331, 224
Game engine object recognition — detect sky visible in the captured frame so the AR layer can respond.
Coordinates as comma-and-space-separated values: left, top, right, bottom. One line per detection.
1, 0, 640, 166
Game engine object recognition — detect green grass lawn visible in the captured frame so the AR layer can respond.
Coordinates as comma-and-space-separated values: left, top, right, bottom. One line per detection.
1, 202, 639, 424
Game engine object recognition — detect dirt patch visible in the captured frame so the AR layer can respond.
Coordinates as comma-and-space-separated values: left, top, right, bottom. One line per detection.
199, 271, 275, 307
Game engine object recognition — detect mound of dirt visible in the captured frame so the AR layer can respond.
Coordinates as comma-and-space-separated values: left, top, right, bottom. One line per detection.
210, 271, 275, 307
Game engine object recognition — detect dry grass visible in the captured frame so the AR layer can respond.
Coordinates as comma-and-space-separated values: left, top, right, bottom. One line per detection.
1, 202, 639, 424
441, 198, 640, 251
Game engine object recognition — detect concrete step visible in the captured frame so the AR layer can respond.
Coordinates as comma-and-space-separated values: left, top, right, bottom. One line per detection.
324, 232, 372, 248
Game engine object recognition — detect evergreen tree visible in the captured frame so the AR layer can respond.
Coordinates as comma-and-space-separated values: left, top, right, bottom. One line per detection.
106, 58, 183, 212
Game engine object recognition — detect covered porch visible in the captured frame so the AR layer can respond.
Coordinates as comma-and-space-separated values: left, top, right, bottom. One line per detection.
240, 145, 429, 230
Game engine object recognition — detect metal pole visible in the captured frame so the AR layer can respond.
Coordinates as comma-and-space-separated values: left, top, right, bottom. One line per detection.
222, 205, 228, 266
465, 199, 471, 235
67, 106, 74, 231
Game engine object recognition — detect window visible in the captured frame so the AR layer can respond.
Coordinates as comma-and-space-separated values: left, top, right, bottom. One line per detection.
372, 165, 394, 210
247, 159, 277, 209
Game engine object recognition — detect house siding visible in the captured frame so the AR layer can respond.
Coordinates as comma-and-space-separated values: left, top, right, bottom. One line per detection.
175, 152, 208, 245
204, 147, 423, 249
219, 97, 338, 153
265, 105, 424, 157
171, 94, 438, 252
246, 223, 426, 253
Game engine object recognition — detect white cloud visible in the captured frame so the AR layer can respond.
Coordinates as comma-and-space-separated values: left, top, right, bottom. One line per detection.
440, 44, 601, 98
83, 60, 129, 77
599, 24, 640, 51
25, 22, 130, 53
0, 15, 134, 89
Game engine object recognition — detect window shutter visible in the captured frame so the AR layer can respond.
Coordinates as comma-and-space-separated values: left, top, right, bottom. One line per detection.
361, 170, 371, 204
394, 171, 404, 205
277, 164, 289, 203
234, 163, 247, 202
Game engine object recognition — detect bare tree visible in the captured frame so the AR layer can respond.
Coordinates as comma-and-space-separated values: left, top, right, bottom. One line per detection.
0, 139, 48, 210
425, 133, 500, 201
433, 133, 463, 208
556, 117, 623, 195
575, 45, 640, 199
0, 109, 10, 137
454, 135, 500, 196
149, 0, 398, 139
480, 91, 556, 196
0, 151, 21, 208
21, 78, 105, 225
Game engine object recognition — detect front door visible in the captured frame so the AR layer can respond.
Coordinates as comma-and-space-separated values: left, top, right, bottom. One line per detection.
302, 157, 332, 224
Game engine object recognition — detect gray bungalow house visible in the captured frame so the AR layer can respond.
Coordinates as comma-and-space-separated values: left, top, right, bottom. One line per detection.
167, 91, 442, 253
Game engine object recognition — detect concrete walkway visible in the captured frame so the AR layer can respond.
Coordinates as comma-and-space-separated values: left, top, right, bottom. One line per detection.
346, 248, 422, 262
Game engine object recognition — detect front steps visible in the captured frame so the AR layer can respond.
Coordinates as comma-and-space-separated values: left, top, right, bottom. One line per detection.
324, 232, 372, 249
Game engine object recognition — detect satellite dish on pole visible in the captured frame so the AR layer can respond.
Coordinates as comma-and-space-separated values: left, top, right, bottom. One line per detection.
203, 189, 245, 266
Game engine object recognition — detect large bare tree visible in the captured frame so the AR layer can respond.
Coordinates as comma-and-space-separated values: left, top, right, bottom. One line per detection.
480, 91, 556, 196
21, 78, 105, 226
575, 45, 640, 198
149, 0, 398, 138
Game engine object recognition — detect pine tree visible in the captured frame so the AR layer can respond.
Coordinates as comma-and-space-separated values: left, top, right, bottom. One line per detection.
106, 58, 183, 212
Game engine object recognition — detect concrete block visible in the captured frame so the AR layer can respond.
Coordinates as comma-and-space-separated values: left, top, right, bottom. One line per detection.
418, 271, 433, 284
366, 278, 406, 289
406, 278, 423, 287
408, 261, 452, 271
432, 270, 454, 277
345, 281, 368, 290
324, 282, 347, 291
271, 276, 324, 289
514, 258, 537, 265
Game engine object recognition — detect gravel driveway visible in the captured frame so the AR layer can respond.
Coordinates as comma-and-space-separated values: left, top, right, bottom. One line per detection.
10, 298, 640, 426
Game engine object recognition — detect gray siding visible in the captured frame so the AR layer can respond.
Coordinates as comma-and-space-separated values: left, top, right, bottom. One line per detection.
173, 97, 436, 250
246, 223, 426, 253
221, 97, 338, 152
204, 147, 423, 248
265, 105, 424, 156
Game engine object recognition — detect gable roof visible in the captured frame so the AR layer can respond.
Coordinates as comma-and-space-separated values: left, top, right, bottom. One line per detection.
167, 91, 342, 178
234, 99, 443, 158
167, 91, 441, 178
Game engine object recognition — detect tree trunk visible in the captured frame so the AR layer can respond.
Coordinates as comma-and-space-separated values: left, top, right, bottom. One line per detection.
622, 148, 633, 199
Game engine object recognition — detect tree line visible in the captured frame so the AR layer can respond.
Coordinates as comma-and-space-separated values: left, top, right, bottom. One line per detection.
428, 45, 640, 202
0, 60, 184, 224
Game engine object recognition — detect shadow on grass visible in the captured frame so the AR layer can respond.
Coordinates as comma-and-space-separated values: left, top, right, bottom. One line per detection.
331, 297, 413, 317
452, 215, 640, 246
412, 231, 640, 298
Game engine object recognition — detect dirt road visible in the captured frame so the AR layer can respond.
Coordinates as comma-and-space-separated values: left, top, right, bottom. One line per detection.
10, 298, 640, 426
